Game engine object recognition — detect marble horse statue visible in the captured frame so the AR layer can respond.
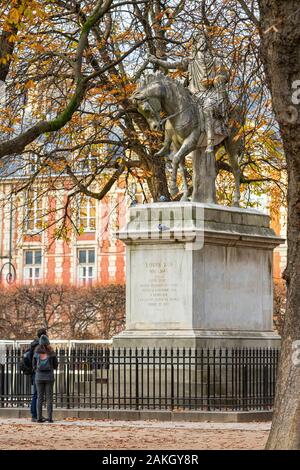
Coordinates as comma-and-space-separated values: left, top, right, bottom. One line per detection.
131, 71, 244, 205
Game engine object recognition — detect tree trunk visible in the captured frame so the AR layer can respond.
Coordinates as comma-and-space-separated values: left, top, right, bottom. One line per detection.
258, 0, 300, 449
0, 1, 21, 83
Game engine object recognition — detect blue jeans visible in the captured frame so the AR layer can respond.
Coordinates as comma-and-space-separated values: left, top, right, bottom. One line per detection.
30, 375, 37, 419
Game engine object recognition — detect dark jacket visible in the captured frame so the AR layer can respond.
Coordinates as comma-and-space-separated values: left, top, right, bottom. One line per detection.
32, 350, 58, 382
30, 339, 39, 350
28, 340, 39, 376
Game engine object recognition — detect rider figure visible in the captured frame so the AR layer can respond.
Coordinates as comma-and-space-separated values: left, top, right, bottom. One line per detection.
149, 30, 229, 137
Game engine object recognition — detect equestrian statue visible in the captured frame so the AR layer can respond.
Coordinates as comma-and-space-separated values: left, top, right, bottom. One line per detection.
131, 31, 244, 206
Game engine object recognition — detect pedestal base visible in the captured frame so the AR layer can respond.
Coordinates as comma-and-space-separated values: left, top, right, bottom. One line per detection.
114, 202, 283, 350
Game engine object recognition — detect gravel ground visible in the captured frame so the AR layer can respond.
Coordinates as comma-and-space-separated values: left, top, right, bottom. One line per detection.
0, 418, 270, 450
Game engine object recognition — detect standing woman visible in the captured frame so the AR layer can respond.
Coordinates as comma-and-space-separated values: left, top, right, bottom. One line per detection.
33, 335, 58, 423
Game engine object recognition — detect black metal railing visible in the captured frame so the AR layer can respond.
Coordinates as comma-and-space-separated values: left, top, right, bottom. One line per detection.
0, 347, 279, 411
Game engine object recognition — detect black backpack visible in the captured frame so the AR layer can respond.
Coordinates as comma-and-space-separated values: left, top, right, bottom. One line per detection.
36, 354, 51, 372
20, 348, 33, 375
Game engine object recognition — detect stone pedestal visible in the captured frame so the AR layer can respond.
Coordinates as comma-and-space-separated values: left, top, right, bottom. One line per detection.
113, 202, 282, 349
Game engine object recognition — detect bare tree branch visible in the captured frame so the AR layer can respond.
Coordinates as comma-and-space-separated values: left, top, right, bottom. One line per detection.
237, 0, 260, 27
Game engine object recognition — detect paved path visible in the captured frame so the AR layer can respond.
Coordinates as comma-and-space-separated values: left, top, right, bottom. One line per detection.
0, 417, 271, 450
0, 417, 271, 431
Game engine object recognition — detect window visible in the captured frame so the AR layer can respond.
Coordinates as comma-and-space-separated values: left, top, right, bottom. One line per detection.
24, 249, 42, 285
78, 196, 96, 232
76, 155, 98, 174
78, 248, 95, 285
26, 191, 43, 232
28, 154, 38, 174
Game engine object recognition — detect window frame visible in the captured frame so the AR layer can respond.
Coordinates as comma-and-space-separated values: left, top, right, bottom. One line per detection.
77, 248, 96, 286
23, 249, 43, 285
25, 191, 43, 234
76, 154, 98, 174
77, 195, 97, 233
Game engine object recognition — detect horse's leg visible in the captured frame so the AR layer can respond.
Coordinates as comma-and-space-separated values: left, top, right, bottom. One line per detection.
170, 132, 198, 198
205, 108, 215, 157
179, 157, 190, 201
231, 157, 241, 207
155, 132, 172, 157
224, 138, 242, 207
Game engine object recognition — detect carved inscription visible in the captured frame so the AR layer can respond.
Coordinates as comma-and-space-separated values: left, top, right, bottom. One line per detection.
137, 261, 180, 308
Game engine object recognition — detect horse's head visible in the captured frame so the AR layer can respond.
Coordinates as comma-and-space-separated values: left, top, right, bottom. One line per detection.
136, 97, 162, 131
130, 76, 164, 131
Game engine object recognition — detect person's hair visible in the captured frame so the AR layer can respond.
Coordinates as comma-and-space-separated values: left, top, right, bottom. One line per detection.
37, 328, 47, 338
35, 344, 54, 355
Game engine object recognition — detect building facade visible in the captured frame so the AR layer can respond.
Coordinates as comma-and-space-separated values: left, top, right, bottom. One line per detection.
0, 173, 287, 288
0, 177, 128, 287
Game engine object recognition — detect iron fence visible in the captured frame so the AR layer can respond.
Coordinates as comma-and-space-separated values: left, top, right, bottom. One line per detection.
0, 347, 279, 411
